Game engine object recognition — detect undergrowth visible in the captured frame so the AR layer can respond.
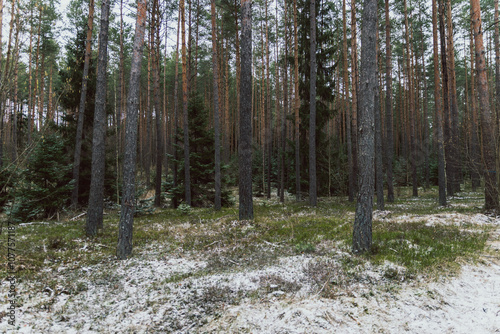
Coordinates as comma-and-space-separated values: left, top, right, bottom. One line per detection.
0, 187, 494, 287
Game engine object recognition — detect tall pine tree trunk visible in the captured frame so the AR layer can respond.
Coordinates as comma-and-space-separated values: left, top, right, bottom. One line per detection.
293, 0, 300, 201
343, 0, 354, 202
446, 0, 460, 193
239, 0, 253, 220
279, 0, 286, 203
86, 0, 111, 236
471, 0, 499, 211
351, 0, 359, 197
353, 0, 377, 254
309, 0, 317, 207
438, 0, 453, 197
495, 0, 500, 195
152, 0, 163, 207
469, 22, 481, 191
117, 0, 148, 259
384, 0, 394, 202
375, 27, 384, 210
172, 12, 180, 208
71, 0, 94, 208
181, 0, 191, 205
211, 0, 221, 210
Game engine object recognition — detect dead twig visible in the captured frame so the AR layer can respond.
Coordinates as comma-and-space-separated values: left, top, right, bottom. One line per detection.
70, 212, 87, 221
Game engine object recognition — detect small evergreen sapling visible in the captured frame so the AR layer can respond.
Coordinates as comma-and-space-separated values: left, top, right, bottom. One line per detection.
9, 132, 73, 222
169, 95, 233, 208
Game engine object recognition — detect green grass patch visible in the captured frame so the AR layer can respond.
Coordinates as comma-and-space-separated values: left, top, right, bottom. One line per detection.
368, 221, 490, 275
1, 187, 493, 285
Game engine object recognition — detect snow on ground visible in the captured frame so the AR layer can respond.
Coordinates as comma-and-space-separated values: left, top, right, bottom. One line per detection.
1, 213, 499, 333
201, 259, 500, 333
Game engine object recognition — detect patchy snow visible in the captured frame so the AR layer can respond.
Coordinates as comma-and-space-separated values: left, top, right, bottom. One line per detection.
1, 211, 499, 333
202, 259, 500, 333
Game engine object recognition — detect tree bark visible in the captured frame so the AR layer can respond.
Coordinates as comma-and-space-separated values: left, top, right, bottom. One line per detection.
71, 0, 94, 208
239, 0, 253, 220
495, 0, 500, 196
181, 0, 191, 206
384, 0, 394, 203
293, 0, 300, 201
211, 0, 221, 210
343, 0, 354, 202
172, 12, 180, 208
27, 7, 33, 145
351, 0, 359, 197
279, 0, 286, 203
433, 0, 447, 206
469, 22, 481, 191
438, 0, 453, 197
152, 0, 162, 207
403, 0, 417, 197
86, 0, 111, 236
353, 0, 377, 254
470, 0, 499, 211
446, 0, 460, 194
117, 0, 148, 260
309, 0, 317, 207
375, 26, 384, 210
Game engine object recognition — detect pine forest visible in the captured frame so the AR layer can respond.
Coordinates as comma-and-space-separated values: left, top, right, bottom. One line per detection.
1, 0, 500, 332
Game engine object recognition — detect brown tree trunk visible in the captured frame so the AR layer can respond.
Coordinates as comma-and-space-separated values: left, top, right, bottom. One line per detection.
309, 0, 317, 207
495, 0, 500, 195
375, 25, 384, 210
293, 0, 300, 201
86, 0, 111, 236
265, 0, 272, 199
404, 0, 417, 197
152, 0, 163, 207
117, 0, 148, 260
27, 7, 33, 145
470, 22, 481, 191
351, 0, 359, 197
353, 0, 377, 254
211, 0, 221, 210
239, 0, 253, 219
384, 0, 394, 202
71, 0, 95, 207
233, 0, 241, 154
181, 0, 191, 205
471, 0, 499, 211
446, 0, 461, 193
279, 0, 286, 203
172, 11, 181, 208
438, 0, 453, 197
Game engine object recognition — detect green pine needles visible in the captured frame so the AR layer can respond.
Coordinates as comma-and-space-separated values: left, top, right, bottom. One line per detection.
169, 95, 233, 208
7, 132, 73, 222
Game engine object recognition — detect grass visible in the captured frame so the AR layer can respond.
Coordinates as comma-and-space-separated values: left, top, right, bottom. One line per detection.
0, 186, 494, 285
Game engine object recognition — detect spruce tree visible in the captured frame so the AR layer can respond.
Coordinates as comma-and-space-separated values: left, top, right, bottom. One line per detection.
170, 95, 232, 208
9, 132, 73, 222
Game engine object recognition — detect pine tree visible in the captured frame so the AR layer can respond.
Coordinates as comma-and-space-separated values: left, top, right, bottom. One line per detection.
117, 0, 148, 260
471, 0, 499, 211
353, 0, 377, 254
9, 132, 73, 223
171, 95, 232, 208
239, 0, 253, 220
86, 0, 112, 237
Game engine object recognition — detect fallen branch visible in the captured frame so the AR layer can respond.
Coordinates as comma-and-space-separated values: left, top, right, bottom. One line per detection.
70, 212, 87, 221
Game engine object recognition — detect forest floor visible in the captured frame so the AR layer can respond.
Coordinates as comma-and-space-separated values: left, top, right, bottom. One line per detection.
0, 187, 499, 333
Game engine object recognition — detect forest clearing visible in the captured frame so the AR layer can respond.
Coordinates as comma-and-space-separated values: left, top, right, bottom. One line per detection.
1, 188, 499, 333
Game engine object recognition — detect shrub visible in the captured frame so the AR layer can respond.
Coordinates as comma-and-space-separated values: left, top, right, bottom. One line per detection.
8, 132, 73, 222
